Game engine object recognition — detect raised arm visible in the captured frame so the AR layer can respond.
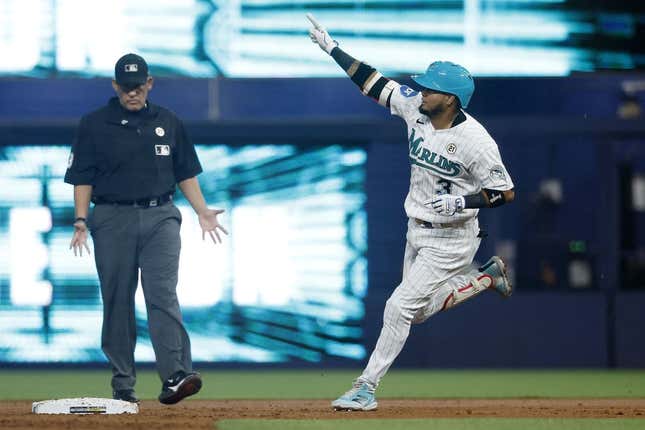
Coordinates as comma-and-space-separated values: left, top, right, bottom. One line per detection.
307, 13, 399, 107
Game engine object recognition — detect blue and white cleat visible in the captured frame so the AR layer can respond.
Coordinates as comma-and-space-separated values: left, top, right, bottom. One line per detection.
331, 381, 378, 411
479, 256, 513, 297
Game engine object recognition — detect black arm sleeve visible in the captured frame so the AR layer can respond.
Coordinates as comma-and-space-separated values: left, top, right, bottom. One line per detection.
463, 192, 487, 208
330, 47, 375, 86
464, 189, 509, 209
330, 47, 355, 71
367, 78, 388, 99
330, 47, 391, 103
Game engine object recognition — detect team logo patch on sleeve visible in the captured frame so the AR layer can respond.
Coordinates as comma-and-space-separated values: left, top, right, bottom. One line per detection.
490, 165, 506, 180
399, 85, 418, 98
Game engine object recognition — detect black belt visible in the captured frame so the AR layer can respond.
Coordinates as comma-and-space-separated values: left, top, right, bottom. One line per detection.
413, 218, 487, 237
414, 218, 465, 229
92, 193, 173, 208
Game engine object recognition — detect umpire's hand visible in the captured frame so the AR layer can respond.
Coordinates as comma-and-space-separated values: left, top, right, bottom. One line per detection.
306, 13, 338, 54
198, 208, 229, 244
69, 219, 91, 256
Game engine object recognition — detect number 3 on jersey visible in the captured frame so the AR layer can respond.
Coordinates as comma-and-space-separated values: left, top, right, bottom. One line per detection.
436, 179, 452, 195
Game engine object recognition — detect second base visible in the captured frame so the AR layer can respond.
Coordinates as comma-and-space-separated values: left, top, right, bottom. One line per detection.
32, 397, 139, 414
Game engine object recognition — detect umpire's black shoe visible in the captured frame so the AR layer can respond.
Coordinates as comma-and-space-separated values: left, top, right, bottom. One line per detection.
113, 389, 140, 403
158, 371, 202, 405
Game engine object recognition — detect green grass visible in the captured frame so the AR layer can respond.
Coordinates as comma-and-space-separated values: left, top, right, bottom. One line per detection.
2, 369, 645, 400
217, 419, 645, 430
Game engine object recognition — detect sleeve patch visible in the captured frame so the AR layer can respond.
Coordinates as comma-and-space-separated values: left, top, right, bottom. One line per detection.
399, 85, 418, 98
67, 152, 74, 169
489, 165, 506, 180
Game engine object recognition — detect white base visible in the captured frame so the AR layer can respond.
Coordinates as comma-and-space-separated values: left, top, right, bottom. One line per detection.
32, 397, 139, 414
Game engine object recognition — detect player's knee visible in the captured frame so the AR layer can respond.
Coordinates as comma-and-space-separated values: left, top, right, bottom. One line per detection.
411, 310, 428, 325
383, 297, 401, 318
384, 297, 413, 322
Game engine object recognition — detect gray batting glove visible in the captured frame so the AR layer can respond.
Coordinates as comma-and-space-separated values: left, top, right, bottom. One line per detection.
428, 194, 465, 216
306, 13, 338, 54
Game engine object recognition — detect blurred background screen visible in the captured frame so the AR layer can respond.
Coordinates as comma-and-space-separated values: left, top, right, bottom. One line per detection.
0, 144, 368, 364
0, 0, 643, 78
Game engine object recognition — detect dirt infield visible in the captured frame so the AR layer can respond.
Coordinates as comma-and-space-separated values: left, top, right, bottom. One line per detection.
2, 398, 645, 429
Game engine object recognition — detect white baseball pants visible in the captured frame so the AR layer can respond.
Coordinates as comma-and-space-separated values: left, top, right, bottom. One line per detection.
360, 217, 483, 387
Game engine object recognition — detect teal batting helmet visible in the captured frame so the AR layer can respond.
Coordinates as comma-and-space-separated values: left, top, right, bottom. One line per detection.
411, 61, 474, 108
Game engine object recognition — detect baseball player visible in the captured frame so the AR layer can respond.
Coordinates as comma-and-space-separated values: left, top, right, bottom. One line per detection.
306, 14, 515, 411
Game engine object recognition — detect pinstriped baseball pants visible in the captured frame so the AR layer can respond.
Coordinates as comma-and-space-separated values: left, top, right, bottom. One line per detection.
360, 217, 481, 387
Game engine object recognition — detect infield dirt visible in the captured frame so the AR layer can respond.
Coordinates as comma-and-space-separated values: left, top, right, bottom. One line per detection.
1, 398, 644, 429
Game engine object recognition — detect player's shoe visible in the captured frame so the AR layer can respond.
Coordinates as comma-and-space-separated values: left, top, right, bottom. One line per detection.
158, 371, 202, 405
479, 256, 513, 297
331, 380, 378, 411
331, 380, 362, 408
112, 389, 139, 403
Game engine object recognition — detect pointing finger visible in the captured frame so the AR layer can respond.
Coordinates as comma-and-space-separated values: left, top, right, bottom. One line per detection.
306, 13, 323, 30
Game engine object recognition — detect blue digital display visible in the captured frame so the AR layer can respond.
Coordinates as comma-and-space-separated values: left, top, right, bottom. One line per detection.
0, 144, 367, 363
0, 0, 641, 78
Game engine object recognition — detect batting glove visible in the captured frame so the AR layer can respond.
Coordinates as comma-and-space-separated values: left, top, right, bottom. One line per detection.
428, 194, 465, 216
306, 13, 338, 55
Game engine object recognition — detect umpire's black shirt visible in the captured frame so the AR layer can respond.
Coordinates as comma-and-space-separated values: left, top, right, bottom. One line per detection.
64, 97, 202, 201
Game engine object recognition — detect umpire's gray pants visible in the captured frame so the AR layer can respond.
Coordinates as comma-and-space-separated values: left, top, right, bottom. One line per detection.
90, 202, 192, 391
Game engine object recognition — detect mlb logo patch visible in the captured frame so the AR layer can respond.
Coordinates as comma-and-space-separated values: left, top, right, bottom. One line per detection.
124, 64, 138, 72
155, 145, 170, 156
400, 85, 418, 98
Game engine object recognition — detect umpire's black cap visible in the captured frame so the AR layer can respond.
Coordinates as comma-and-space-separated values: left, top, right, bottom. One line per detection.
114, 53, 149, 89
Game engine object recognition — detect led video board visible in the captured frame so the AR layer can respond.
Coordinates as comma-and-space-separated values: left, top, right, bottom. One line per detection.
0, 144, 367, 363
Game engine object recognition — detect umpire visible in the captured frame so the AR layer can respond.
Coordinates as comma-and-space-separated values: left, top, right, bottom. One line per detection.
65, 53, 227, 405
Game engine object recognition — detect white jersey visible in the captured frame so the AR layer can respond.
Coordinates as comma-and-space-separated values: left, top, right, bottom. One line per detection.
389, 83, 514, 224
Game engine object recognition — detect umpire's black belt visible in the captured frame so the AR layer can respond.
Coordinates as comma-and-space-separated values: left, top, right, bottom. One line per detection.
92, 193, 173, 208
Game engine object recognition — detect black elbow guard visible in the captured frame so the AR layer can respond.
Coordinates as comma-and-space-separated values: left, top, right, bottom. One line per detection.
351, 62, 376, 87
483, 189, 507, 207
367, 77, 388, 99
